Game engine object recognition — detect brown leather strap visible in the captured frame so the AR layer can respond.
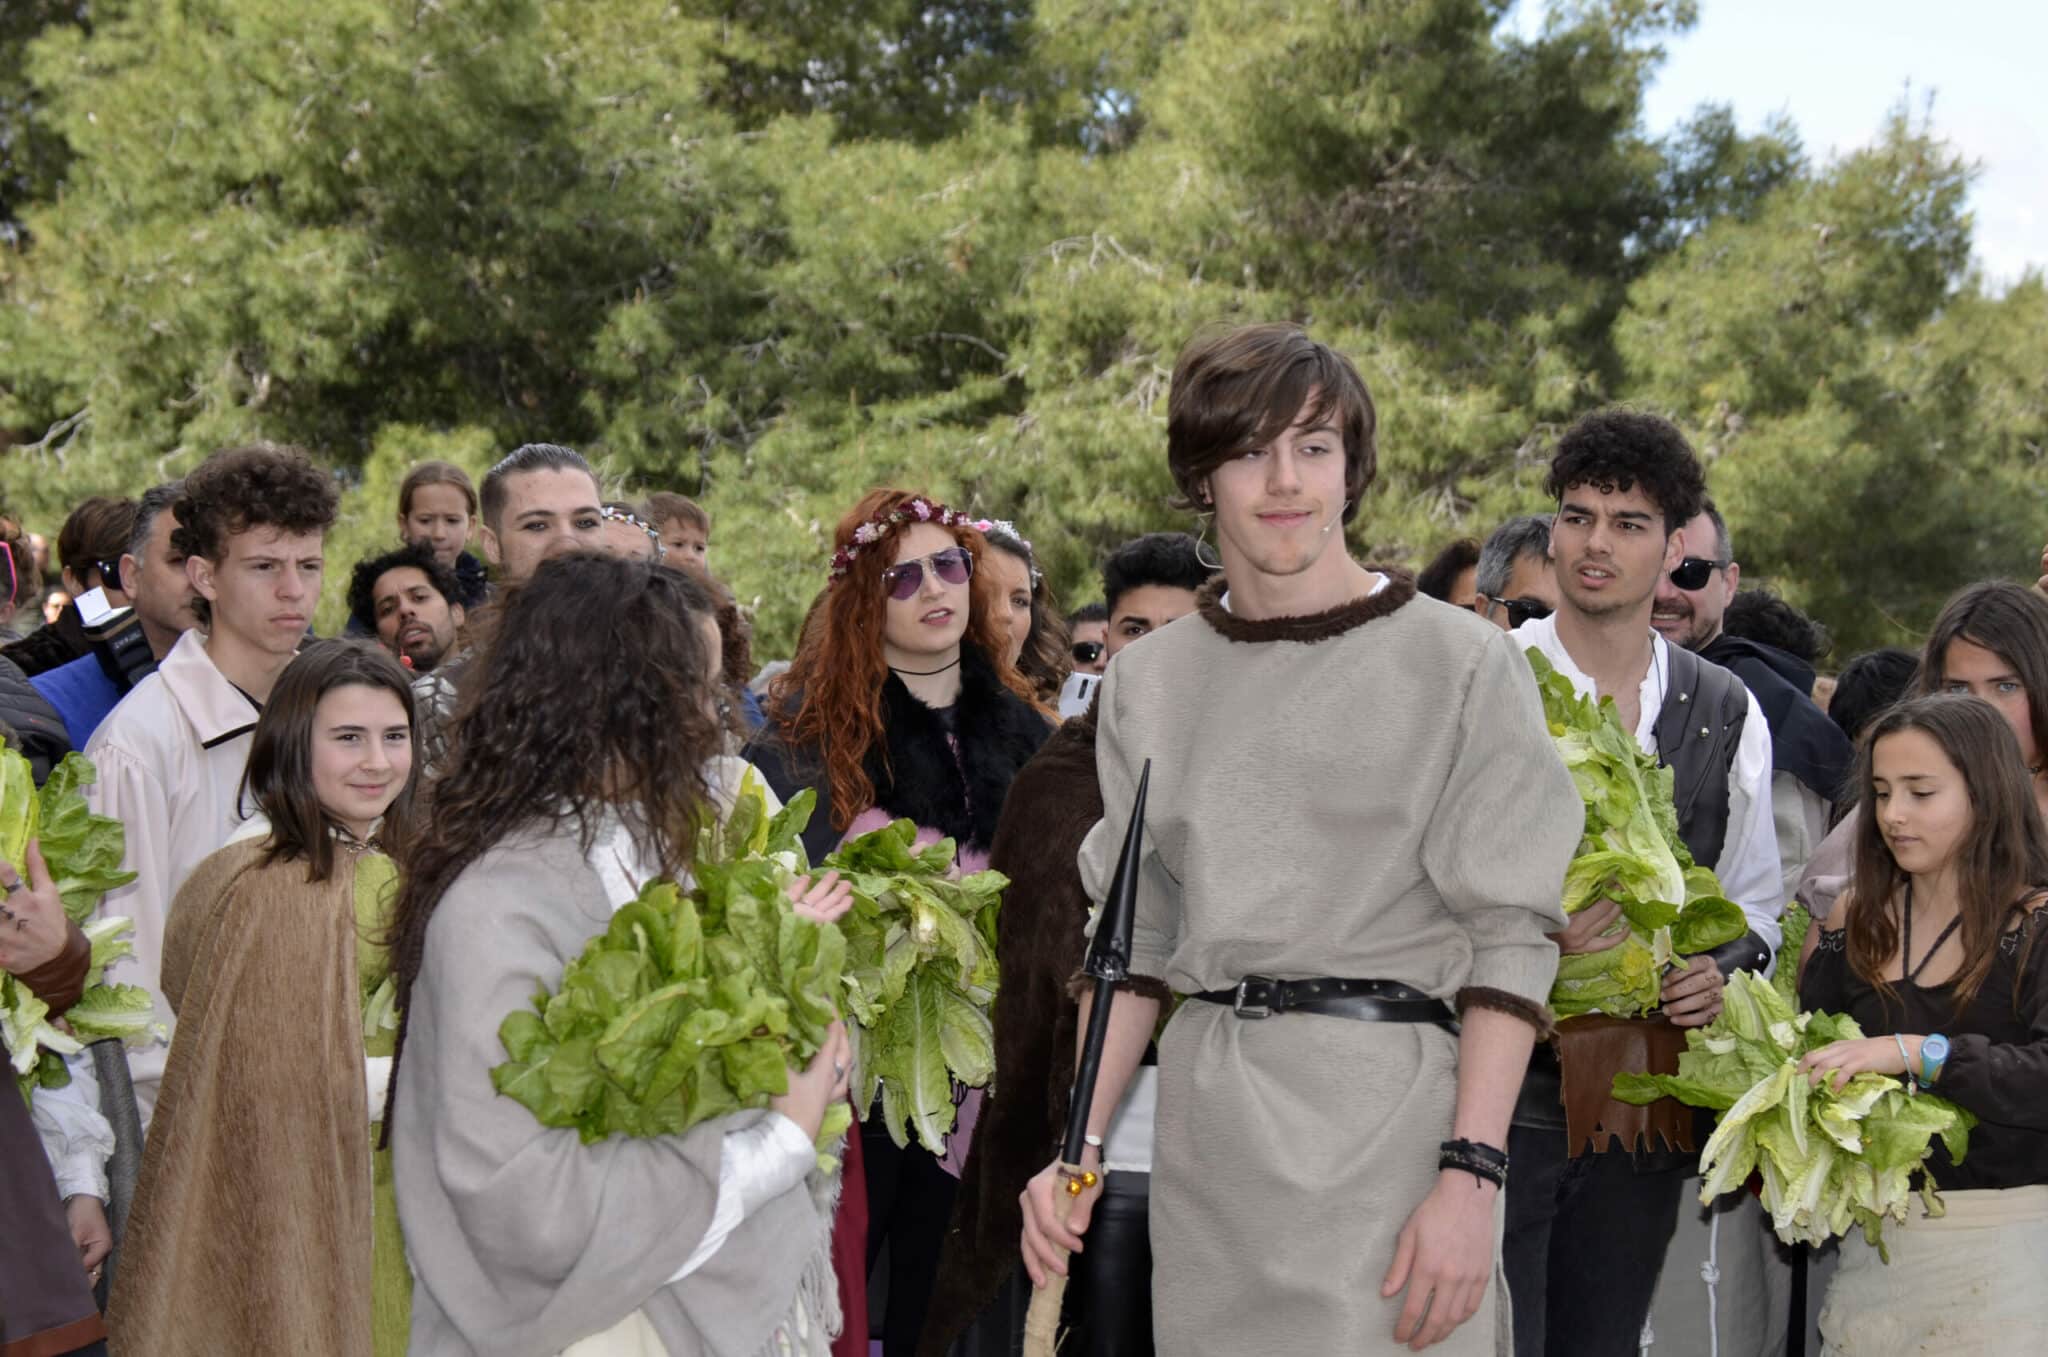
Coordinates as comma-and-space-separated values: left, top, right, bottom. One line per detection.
1555, 1013, 1696, 1157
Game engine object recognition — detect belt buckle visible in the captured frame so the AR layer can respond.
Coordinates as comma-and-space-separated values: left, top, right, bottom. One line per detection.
1233, 976, 1273, 1019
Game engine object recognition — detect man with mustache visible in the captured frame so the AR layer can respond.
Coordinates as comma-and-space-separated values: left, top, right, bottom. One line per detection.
348, 543, 466, 676
1502, 411, 1783, 1357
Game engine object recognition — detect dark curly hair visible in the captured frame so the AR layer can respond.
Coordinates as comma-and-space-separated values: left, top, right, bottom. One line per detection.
1829, 647, 1918, 747
171, 444, 339, 625
1543, 410, 1706, 533
382, 552, 726, 1133
172, 443, 339, 563
1101, 532, 1218, 616
982, 525, 1070, 706
1724, 587, 1832, 666
1417, 537, 1481, 603
346, 541, 461, 635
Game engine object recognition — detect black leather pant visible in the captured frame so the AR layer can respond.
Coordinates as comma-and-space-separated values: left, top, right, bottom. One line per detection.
948, 1171, 1155, 1357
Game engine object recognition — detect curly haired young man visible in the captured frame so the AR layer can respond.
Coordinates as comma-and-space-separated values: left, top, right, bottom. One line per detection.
84, 443, 338, 1124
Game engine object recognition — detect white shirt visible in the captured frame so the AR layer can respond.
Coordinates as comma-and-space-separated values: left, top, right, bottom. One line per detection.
83, 629, 259, 1125
585, 764, 817, 1284
1513, 615, 1784, 959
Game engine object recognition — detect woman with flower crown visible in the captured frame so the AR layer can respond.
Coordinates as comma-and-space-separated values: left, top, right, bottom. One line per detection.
748, 488, 1054, 1357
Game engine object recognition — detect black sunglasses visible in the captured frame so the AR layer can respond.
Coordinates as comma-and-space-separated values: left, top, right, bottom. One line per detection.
1071, 640, 1104, 664
1495, 596, 1552, 628
1669, 556, 1730, 591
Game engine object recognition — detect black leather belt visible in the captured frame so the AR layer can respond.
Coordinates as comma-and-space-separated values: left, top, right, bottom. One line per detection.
1190, 976, 1457, 1031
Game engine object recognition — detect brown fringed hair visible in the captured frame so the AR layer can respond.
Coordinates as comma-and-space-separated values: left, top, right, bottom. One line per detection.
1166, 322, 1378, 527
382, 553, 726, 1132
239, 641, 420, 882
768, 488, 1040, 834
1846, 694, 2048, 1016
1908, 580, 2048, 766
980, 524, 1072, 707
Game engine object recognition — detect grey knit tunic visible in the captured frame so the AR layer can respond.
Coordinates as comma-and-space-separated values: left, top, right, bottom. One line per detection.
1078, 573, 1580, 1354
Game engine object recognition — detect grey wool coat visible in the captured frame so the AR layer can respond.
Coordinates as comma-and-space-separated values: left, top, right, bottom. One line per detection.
390, 822, 835, 1357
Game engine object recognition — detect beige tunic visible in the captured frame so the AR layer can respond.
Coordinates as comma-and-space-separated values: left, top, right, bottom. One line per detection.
1078, 574, 1580, 1354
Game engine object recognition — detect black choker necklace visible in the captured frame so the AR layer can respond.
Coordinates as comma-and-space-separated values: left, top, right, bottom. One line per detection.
890, 656, 962, 678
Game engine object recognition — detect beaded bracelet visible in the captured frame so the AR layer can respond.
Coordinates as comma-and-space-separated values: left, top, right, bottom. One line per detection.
1439, 1138, 1509, 1189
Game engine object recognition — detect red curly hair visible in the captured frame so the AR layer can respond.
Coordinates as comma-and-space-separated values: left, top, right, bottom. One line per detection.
770, 488, 1039, 832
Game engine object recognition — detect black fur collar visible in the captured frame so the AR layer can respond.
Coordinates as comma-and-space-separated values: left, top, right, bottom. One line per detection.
865, 645, 1052, 852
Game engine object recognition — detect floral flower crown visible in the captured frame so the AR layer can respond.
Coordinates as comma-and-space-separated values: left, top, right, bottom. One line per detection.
828, 495, 972, 583
972, 518, 1041, 582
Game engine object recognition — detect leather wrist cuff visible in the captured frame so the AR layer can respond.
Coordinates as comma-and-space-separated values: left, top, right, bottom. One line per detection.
17, 920, 91, 1014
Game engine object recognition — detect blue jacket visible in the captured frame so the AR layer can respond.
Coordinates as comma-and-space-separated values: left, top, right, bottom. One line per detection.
30, 651, 124, 752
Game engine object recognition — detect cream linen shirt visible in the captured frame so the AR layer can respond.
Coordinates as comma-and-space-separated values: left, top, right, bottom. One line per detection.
83, 629, 259, 1125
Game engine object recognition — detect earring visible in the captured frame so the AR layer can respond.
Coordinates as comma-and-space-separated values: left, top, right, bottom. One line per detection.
1193, 513, 1224, 571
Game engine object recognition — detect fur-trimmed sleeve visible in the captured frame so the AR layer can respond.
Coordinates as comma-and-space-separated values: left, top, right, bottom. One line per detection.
1456, 985, 1556, 1039
1420, 629, 1577, 1015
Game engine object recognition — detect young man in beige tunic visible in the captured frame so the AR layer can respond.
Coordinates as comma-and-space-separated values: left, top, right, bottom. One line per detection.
1020, 323, 1583, 1354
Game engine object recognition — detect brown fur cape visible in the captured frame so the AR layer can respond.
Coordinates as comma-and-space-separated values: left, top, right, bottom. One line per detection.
917, 705, 1171, 1357
108, 838, 375, 1357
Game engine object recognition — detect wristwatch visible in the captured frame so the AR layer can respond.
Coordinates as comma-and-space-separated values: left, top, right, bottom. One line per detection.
1921, 1033, 1951, 1085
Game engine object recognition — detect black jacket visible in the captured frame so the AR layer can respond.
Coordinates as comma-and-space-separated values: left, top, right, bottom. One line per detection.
745, 645, 1053, 865
0, 654, 73, 781
1701, 633, 1854, 808
1, 603, 90, 679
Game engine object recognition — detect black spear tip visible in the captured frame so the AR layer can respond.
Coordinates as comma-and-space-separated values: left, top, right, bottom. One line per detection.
1083, 759, 1149, 985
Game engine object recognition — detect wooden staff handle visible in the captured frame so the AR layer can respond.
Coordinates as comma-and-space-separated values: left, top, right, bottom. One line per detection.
1023, 1161, 1096, 1357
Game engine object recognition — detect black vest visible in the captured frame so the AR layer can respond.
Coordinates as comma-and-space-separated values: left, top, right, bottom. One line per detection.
1654, 642, 1750, 869
1512, 642, 1752, 1137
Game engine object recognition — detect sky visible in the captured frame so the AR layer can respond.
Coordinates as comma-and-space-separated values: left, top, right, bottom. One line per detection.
1510, 0, 2046, 286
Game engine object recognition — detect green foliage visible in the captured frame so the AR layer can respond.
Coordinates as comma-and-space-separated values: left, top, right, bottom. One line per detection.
1613, 970, 1973, 1258
1528, 649, 1746, 1017
824, 817, 1006, 1152
492, 783, 855, 1169
0, 1, 2039, 657
0, 743, 156, 1097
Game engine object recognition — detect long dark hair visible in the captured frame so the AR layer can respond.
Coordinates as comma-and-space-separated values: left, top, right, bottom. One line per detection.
384, 553, 726, 1126
982, 524, 1071, 706
239, 642, 418, 882
1911, 581, 2048, 763
1847, 695, 2048, 1014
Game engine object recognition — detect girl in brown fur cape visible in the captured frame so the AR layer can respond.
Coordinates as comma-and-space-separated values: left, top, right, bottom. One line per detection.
108, 643, 420, 1357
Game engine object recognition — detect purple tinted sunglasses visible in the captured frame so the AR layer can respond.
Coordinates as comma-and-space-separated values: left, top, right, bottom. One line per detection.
881, 546, 973, 601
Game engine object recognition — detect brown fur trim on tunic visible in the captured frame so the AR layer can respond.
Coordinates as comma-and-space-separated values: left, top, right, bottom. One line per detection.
918, 708, 1107, 1357
1456, 985, 1556, 1039
1067, 969, 1175, 1005
1193, 567, 1417, 645
109, 839, 375, 1357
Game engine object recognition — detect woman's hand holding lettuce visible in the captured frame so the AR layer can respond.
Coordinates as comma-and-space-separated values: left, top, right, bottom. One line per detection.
822, 821, 1006, 1154
1525, 650, 1748, 1018
1614, 970, 1972, 1258
1, 743, 157, 1097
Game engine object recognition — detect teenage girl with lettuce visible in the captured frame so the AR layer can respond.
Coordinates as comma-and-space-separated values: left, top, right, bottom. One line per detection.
1799, 693, 2048, 1352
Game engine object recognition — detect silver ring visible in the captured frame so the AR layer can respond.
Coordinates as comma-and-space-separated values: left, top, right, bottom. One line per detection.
833, 1060, 847, 1079
1, 876, 23, 894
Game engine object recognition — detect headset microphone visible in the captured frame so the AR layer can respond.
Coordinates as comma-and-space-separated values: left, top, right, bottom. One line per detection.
1321, 499, 1351, 535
